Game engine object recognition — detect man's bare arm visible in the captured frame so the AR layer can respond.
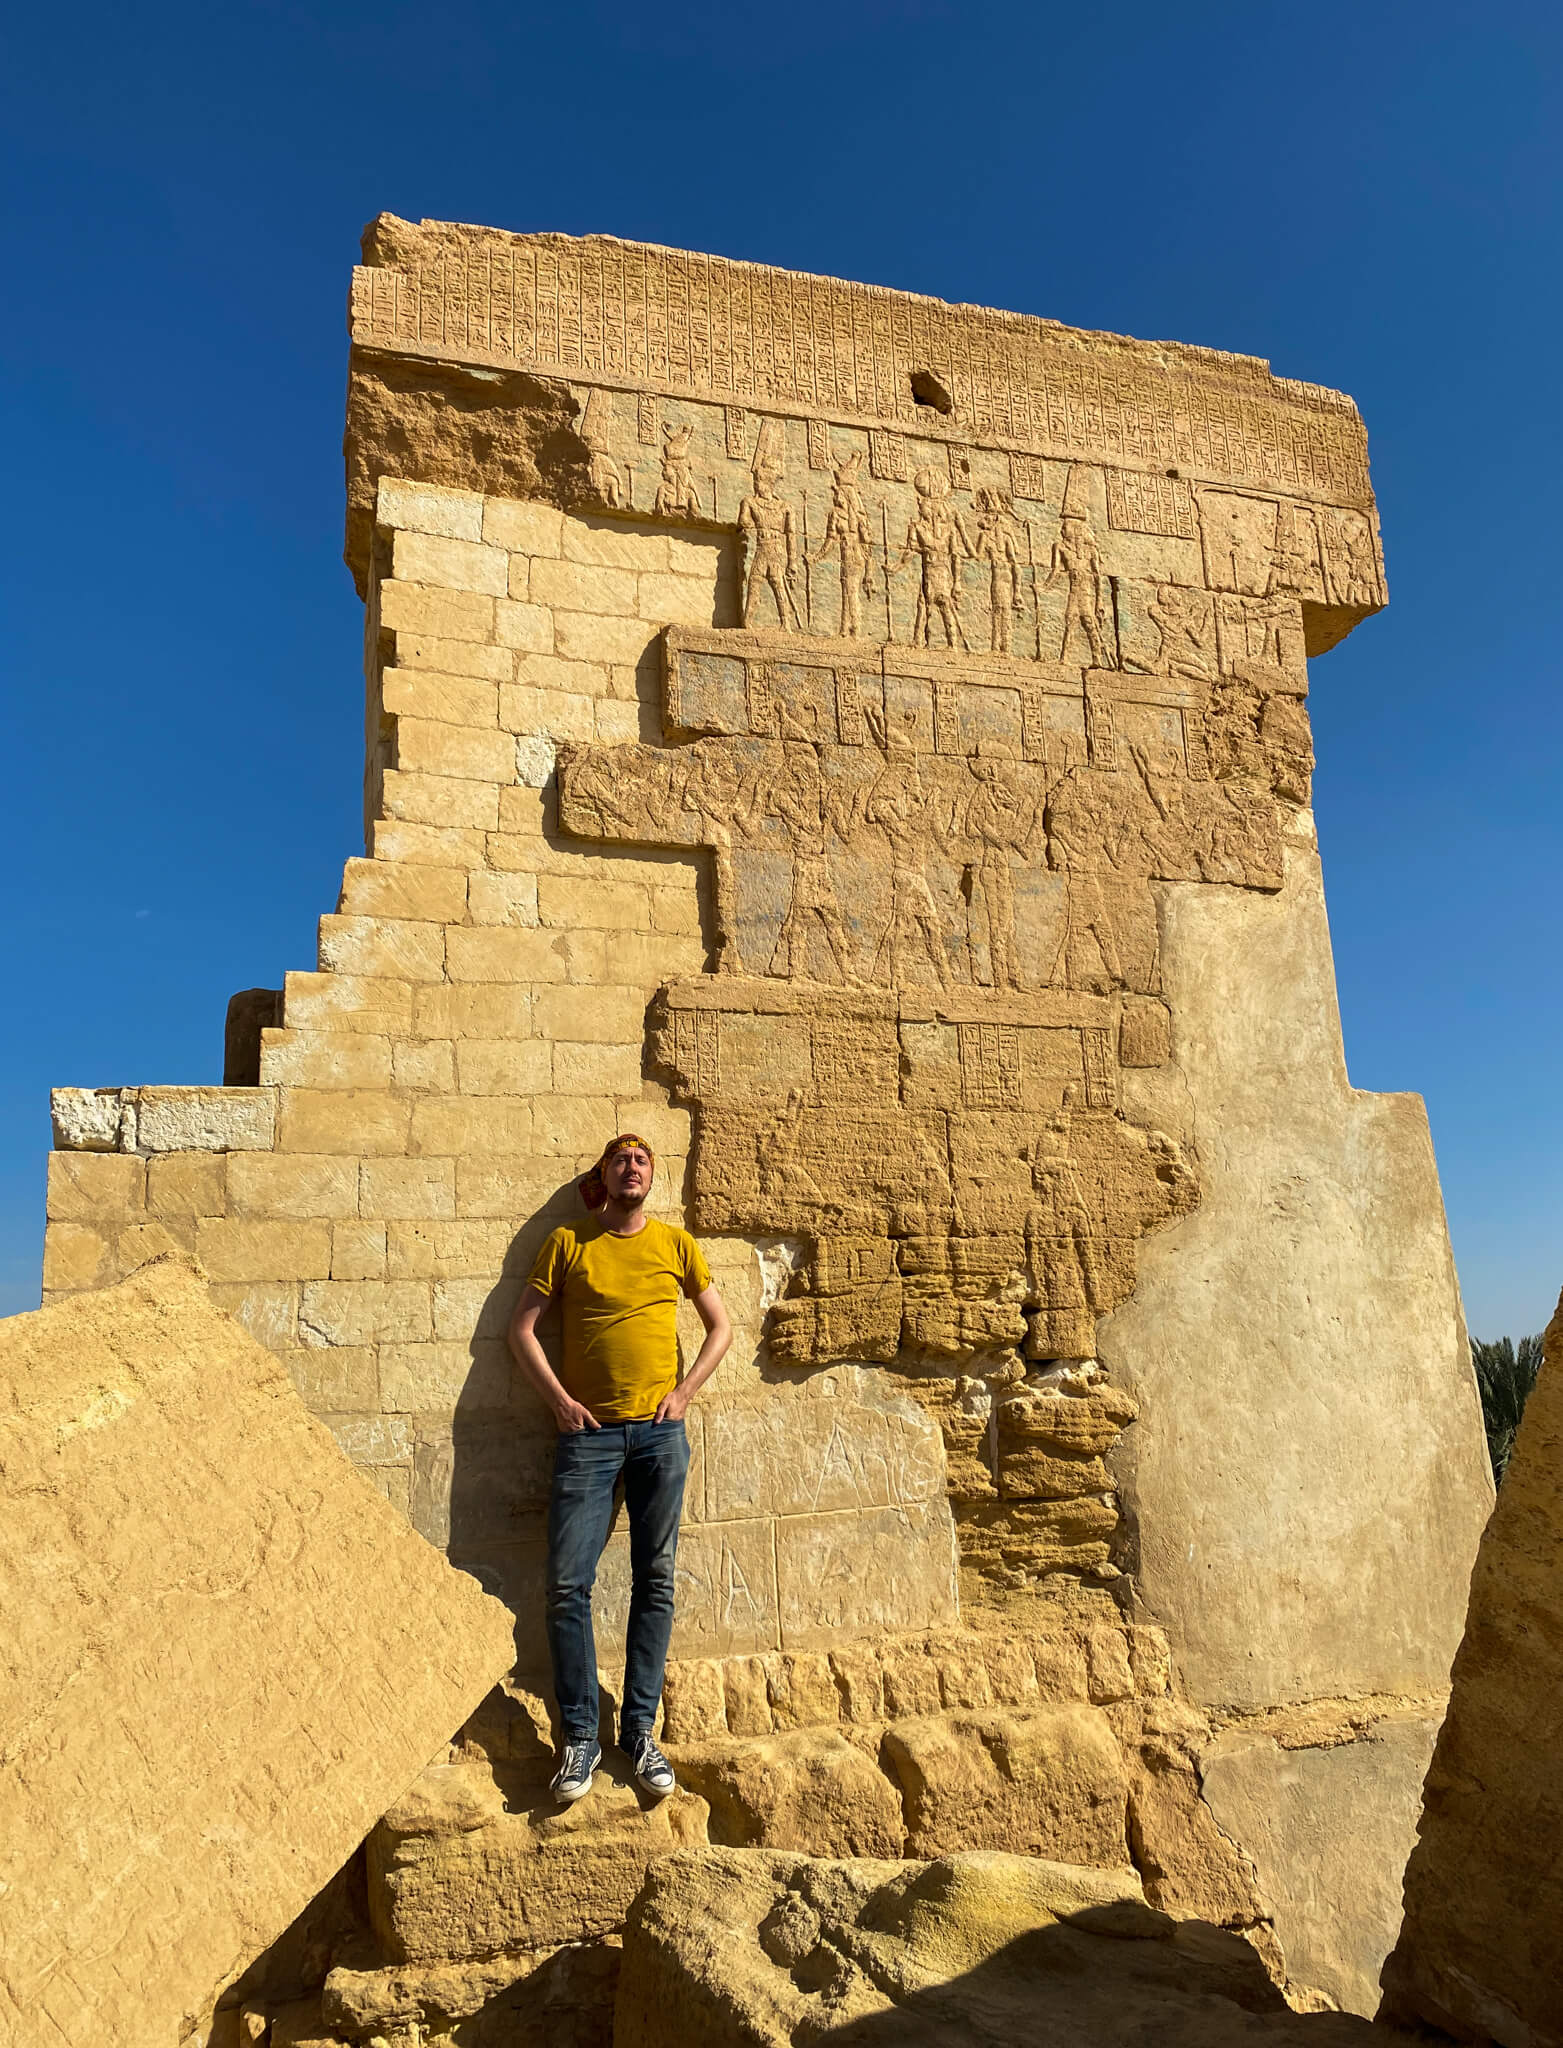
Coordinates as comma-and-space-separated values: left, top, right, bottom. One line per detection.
508, 1285, 600, 1431
654, 1283, 732, 1424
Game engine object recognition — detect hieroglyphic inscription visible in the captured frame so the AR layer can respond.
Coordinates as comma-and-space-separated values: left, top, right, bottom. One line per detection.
1105, 468, 1196, 539
351, 230, 1376, 503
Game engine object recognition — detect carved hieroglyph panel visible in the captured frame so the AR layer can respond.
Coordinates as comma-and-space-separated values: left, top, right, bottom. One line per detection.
554, 620, 1285, 1368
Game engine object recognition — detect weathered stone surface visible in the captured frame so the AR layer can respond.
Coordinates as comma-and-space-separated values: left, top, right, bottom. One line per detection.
882, 1705, 1128, 1863
614, 1845, 1390, 2048
367, 1759, 709, 1961
323, 1942, 621, 2048
1382, 1286, 1563, 2048
676, 1728, 906, 1857
1199, 1711, 1440, 2016
0, 1257, 516, 2048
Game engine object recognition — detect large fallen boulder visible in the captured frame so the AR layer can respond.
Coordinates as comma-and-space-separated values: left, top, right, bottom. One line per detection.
0, 1256, 517, 2048
615, 1845, 1396, 2048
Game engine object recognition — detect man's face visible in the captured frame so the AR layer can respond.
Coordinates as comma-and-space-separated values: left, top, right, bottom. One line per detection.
603, 1145, 653, 1207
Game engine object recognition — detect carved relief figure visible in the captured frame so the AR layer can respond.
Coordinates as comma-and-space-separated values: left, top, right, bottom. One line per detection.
864, 746, 951, 987
1046, 509, 1113, 667
738, 421, 803, 631
577, 387, 624, 509
1147, 583, 1216, 682
1025, 1117, 1109, 1360
810, 449, 875, 638
962, 742, 1036, 990
1324, 509, 1381, 608
654, 422, 702, 520
768, 747, 856, 981
685, 746, 764, 974
1046, 775, 1126, 992
973, 487, 1025, 654
897, 467, 975, 650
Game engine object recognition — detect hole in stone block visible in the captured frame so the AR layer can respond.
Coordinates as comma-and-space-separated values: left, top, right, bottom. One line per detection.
909, 369, 953, 413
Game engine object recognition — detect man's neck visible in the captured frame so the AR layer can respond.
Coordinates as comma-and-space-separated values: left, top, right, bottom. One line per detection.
601, 1198, 649, 1236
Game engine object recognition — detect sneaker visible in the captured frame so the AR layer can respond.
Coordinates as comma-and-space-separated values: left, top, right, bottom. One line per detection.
625, 1731, 676, 1799
551, 1736, 601, 1803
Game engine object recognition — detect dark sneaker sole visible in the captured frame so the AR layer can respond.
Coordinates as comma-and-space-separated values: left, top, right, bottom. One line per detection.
634, 1771, 675, 1800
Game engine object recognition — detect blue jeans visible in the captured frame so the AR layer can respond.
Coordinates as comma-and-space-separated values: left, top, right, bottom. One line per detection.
545, 1419, 690, 1744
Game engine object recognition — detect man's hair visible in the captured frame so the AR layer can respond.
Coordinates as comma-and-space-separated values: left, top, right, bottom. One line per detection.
578, 1132, 656, 1211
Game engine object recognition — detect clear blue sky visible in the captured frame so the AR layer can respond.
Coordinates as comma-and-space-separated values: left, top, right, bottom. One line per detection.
1, 1, 1558, 1338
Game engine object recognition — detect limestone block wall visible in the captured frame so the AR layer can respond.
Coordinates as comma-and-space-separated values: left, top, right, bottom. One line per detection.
43, 479, 962, 1673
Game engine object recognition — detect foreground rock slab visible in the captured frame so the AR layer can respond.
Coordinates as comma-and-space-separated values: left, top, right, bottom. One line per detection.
0, 1256, 516, 2048
616, 1846, 1395, 2048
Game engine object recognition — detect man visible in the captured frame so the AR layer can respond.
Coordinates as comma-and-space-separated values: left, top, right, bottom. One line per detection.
509, 1134, 730, 1806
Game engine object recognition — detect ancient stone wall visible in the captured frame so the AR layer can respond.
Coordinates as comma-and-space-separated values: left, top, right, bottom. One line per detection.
38, 220, 1491, 2016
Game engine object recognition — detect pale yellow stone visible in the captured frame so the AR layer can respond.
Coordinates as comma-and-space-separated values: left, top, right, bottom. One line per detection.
207, 1279, 298, 1349
392, 633, 513, 682
530, 556, 637, 614
613, 932, 705, 981
0, 1258, 515, 2048
637, 571, 718, 625
46, 1151, 145, 1220
137, 1088, 276, 1155
298, 1279, 432, 1348
458, 1137, 604, 1208
332, 1221, 388, 1281
414, 981, 535, 1038
258, 1028, 394, 1090
360, 1157, 457, 1221
380, 1340, 510, 1412
595, 698, 644, 744
482, 498, 562, 556
376, 477, 484, 542
409, 1095, 534, 1157
338, 857, 470, 925
493, 598, 553, 653
380, 769, 500, 833
536, 873, 651, 932
371, 819, 490, 870
41, 1221, 110, 1292
117, 1220, 190, 1270
385, 1219, 514, 1280
498, 685, 597, 742
666, 530, 732, 578
282, 1342, 380, 1408
380, 667, 499, 730
195, 1218, 333, 1283
456, 1039, 552, 1095
391, 530, 508, 597
282, 972, 414, 1037
607, 1102, 692, 1156
146, 1153, 227, 1218
651, 886, 702, 934
466, 871, 539, 927
378, 580, 494, 643
445, 925, 576, 985
226, 1152, 361, 1221
561, 518, 669, 572
495, 786, 548, 836
276, 1089, 410, 1157
393, 718, 513, 786
553, 612, 658, 665
512, 649, 614, 697
391, 1038, 457, 1091
535, 985, 648, 1045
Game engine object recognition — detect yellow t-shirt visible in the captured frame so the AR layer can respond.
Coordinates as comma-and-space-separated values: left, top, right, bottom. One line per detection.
527, 1218, 713, 1422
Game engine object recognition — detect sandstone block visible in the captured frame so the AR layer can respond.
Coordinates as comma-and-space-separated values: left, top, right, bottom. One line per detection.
194, 1217, 332, 1283
282, 972, 414, 1037
595, 697, 645, 744
299, 1279, 432, 1348
381, 768, 500, 832
492, 597, 553, 652
454, 1037, 551, 1095
553, 1042, 644, 1096
530, 555, 637, 615
391, 529, 508, 596
678, 1729, 905, 1857
40, 1221, 110, 1292
830, 1646, 887, 1725
444, 925, 566, 984
0, 1258, 514, 2048
258, 1028, 394, 1090
331, 1221, 387, 1281
371, 818, 490, 871
225, 1152, 360, 1221
46, 1150, 145, 1220
50, 1086, 127, 1151
393, 716, 514, 786
482, 498, 562, 555
146, 1152, 228, 1218
776, 1503, 959, 1650
325, 1412, 413, 1465
318, 915, 448, 985
137, 1087, 277, 1154
537, 872, 650, 931
415, 980, 534, 1036
496, 783, 548, 835
379, 1340, 512, 1413
378, 580, 494, 643
499, 683, 598, 741
391, 632, 513, 682
661, 1659, 729, 1743
465, 870, 541, 931
359, 1156, 457, 1221
380, 667, 499, 732
723, 1656, 774, 1737
376, 477, 484, 543
391, 1037, 457, 1091
534, 984, 648, 1046
561, 517, 668, 572
368, 1770, 708, 1961
409, 1095, 533, 1156
554, 611, 659, 665
384, 1219, 514, 1280
207, 1279, 298, 1350
338, 855, 471, 924
636, 571, 717, 625
276, 1089, 410, 1157
882, 1705, 1130, 1864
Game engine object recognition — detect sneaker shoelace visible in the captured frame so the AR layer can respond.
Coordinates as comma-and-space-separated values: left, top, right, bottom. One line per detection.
560, 1739, 597, 1779
633, 1735, 671, 1777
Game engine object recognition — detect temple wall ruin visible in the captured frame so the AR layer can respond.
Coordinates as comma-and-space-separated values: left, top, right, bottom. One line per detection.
38, 220, 1494, 2016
